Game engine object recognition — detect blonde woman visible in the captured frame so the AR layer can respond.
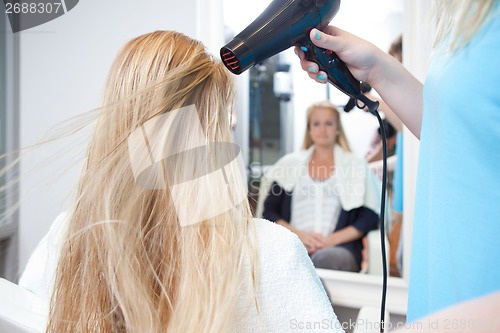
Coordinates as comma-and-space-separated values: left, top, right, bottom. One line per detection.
297, 0, 500, 323
19, 31, 343, 332
260, 101, 382, 273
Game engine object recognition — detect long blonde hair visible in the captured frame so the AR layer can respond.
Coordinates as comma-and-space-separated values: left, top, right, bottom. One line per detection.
47, 31, 258, 333
433, 0, 498, 51
302, 101, 351, 151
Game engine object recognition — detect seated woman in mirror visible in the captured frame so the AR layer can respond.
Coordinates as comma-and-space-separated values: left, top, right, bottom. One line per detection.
260, 101, 384, 273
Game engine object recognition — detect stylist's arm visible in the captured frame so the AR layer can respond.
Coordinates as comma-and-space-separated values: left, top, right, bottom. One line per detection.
296, 27, 423, 139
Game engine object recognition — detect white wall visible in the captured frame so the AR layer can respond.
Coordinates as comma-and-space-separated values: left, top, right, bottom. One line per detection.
17, 0, 221, 275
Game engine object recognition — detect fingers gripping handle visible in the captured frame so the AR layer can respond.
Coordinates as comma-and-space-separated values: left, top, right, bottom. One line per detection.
301, 41, 379, 113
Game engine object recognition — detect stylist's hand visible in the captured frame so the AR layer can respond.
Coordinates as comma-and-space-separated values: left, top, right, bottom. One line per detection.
295, 26, 385, 86
297, 231, 325, 254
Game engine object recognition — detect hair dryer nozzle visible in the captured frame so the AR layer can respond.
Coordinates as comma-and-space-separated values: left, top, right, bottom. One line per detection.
220, 39, 254, 75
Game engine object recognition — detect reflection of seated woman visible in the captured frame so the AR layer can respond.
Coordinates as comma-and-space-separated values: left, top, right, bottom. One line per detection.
261, 101, 382, 272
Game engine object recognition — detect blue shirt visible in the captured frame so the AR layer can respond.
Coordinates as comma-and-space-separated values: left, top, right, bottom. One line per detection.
392, 132, 403, 213
408, 3, 500, 321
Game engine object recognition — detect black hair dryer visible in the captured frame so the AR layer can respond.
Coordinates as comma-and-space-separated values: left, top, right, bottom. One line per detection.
220, 0, 379, 112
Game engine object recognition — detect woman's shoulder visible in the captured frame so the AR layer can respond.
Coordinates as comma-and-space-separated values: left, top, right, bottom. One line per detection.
252, 218, 311, 269
335, 145, 366, 165
252, 218, 299, 245
18, 212, 70, 305
246, 218, 343, 332
261, 150, 311, 192
269, 150, 310, 170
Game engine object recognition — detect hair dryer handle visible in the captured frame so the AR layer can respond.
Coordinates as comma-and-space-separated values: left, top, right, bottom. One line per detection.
301, 41, 379, 113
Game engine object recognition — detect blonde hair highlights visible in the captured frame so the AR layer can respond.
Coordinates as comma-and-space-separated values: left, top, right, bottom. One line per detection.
433, 0, 497, 52
47, 31, 259, 333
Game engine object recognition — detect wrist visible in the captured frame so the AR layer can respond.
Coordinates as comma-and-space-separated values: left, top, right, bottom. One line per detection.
326, 233, 338, 247
367, 49, 395, 90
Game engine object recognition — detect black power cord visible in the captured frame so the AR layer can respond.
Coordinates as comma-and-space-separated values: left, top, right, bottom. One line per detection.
370, 109, 389, 333
357, 97, 388, 333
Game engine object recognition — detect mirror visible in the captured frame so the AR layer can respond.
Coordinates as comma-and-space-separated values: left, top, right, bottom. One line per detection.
222, 0, 440, 323
224, 0, 406, 272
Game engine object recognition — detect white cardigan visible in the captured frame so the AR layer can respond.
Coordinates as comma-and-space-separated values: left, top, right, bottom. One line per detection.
19, 214, 345, 332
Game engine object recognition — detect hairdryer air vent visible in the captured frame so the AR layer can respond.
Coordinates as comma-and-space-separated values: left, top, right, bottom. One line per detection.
221, 47, 242, 74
